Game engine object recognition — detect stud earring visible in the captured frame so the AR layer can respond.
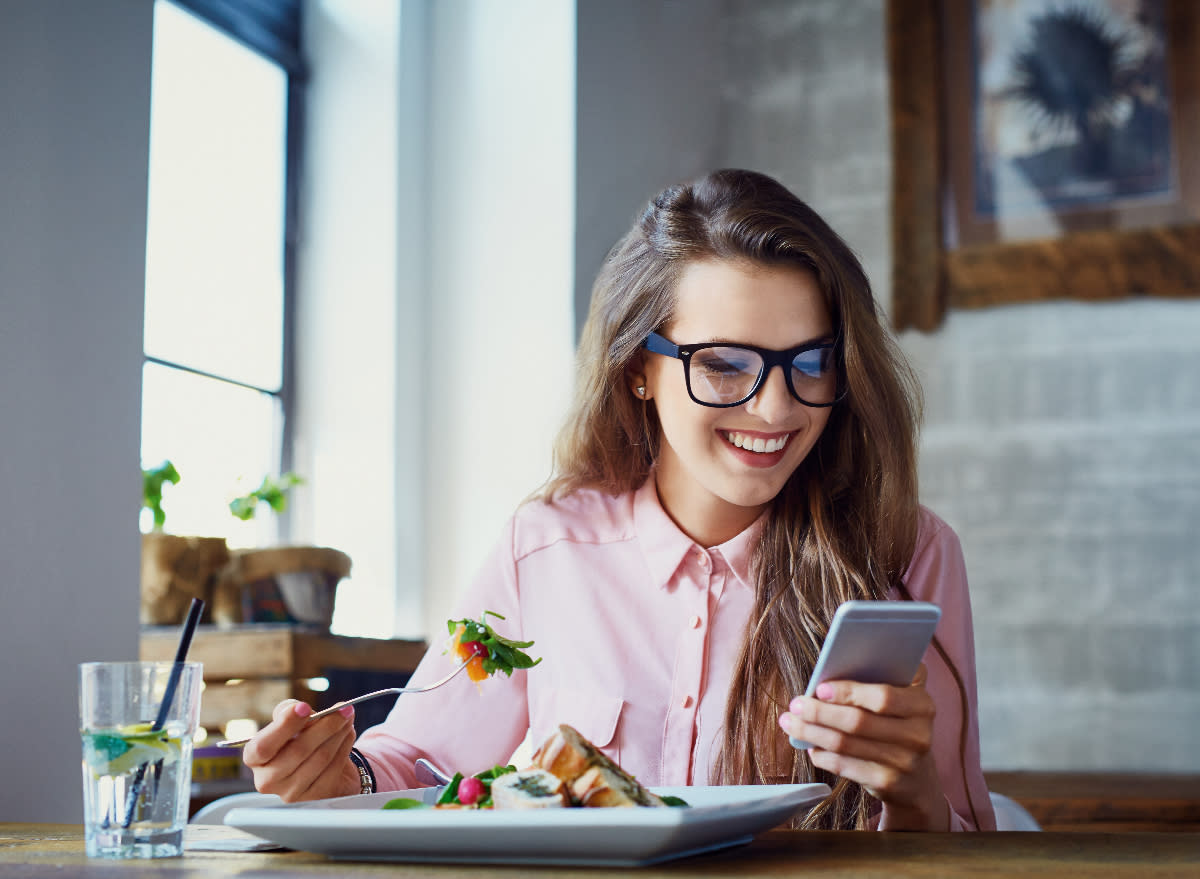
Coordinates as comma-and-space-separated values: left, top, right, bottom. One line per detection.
636, 385, 646, 397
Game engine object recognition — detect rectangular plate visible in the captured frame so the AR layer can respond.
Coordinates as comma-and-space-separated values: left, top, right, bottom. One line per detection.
226, 783, 831, 867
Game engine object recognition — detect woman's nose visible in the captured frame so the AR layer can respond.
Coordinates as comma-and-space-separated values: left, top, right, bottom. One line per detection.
745, 364, 794, 421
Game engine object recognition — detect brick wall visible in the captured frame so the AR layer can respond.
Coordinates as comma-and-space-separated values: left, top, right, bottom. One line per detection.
907, 301, 1200, 769
718, 0, 1200, 771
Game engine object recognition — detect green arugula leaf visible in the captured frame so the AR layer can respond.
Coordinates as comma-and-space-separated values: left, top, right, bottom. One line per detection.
445, 610, 541, 679
426, 764, 519, 808
436, 772, 464, 805
381, 798, 429, 810
475, 764, 517, 783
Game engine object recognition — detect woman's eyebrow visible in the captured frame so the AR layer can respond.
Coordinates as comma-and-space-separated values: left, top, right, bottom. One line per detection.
700, 333, 836, 348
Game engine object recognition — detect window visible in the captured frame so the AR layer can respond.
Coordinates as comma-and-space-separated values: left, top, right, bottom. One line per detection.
141, 0, 301, 547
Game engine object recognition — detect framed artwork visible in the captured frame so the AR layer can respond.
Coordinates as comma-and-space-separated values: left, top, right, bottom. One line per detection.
889, 0, 1200, 331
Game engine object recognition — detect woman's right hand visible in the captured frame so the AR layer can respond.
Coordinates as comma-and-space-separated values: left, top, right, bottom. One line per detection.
242, 700, 362, 802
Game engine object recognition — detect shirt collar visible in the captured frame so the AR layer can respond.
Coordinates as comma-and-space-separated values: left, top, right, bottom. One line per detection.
632, 477, 761, 592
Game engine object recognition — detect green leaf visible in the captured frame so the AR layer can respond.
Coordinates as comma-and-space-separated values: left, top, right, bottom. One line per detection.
381, 798, 429, 810
142, 460, 181, 531
444, 611, 541, 679
229, 472, 304, 521
487, 642, 520, 667
660, 795, 690, 807
436, 772, 464, 805
82, 734, 131, 769
474, 764, 517, 783
229, 495, 258, 521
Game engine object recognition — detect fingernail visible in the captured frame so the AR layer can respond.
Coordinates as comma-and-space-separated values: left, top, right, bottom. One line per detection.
778, 713, 791, 731
339, 704, 355, 718
816, 683, 834, 700
294, 703, 313, 718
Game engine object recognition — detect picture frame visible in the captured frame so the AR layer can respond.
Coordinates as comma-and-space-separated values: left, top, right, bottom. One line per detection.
888, 0, 1200, 332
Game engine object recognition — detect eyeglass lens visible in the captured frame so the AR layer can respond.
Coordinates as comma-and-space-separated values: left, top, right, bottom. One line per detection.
689, 345, 837, 406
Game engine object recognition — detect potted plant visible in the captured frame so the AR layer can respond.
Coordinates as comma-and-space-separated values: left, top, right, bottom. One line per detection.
139, 460, 231, 625
216, 473, 352, 630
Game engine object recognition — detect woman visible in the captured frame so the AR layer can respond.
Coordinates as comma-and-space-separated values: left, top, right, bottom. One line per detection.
244, 169, 994, 831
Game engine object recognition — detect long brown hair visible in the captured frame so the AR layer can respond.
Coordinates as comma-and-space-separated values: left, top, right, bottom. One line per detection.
541, 169, 924, 828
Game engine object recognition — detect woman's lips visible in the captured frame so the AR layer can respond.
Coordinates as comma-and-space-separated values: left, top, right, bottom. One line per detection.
723, 430, 790, 453
721, 430, 794, 468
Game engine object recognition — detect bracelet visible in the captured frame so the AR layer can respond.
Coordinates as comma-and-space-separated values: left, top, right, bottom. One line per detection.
348, 748, 376, 795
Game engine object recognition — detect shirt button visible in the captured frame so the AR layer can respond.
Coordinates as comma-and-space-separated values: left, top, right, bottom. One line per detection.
688, 615, 702, 629
696, 552, 710, 568
681, 695, 694, 709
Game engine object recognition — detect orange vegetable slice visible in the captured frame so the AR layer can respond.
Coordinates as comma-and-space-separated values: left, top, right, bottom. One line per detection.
450, 623, 489, 682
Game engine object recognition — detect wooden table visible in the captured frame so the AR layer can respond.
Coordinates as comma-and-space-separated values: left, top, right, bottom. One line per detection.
3, 824, 1198, 877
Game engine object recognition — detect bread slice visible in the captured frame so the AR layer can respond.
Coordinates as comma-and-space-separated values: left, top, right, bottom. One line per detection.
530, 723, 665, 808
490, 768, 568, 810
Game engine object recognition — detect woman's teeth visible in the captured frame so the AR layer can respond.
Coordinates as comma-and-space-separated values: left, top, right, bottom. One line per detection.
723, 431, 789, 453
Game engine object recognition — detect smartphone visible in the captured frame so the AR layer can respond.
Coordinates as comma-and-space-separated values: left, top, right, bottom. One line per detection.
788, 600, 941, 750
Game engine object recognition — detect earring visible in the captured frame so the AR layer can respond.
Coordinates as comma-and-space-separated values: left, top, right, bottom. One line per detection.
636, 385, 646, 397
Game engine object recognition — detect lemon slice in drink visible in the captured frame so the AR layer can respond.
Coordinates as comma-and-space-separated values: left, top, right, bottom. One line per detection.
83, 722, 184, 775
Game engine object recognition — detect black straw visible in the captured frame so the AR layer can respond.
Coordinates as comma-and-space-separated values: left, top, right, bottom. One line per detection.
121, 597, 204, 828
151, 597, 204, 731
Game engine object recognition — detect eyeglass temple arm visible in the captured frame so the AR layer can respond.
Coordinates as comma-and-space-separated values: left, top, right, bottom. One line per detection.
643, 332, 680, 358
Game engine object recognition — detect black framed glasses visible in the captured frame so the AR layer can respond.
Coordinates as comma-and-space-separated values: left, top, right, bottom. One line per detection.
643, 331, 844, 408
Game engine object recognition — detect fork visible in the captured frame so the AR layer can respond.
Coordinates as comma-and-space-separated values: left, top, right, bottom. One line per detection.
216, 658, 472, 748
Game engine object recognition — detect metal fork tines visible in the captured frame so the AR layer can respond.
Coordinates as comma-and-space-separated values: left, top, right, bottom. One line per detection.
215, 658, 471, 749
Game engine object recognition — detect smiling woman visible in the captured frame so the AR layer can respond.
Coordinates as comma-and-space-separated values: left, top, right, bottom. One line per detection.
639, 260, 837, 546
234, 168, 994, 833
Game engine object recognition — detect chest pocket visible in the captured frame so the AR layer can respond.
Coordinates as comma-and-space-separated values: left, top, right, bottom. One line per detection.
530, 684, 624, 763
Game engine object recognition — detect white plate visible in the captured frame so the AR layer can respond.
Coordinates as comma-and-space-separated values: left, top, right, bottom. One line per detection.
226, 783, 831, 867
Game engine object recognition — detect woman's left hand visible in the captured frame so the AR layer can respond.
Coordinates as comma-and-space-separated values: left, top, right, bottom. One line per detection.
778, 665, 949, 831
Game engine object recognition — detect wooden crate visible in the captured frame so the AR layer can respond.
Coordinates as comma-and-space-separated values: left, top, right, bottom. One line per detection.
140, 624, 427, 731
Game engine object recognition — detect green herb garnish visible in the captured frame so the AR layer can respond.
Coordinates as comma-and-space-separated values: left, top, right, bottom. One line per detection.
434, 764, 518, 809
381, 797, 429, 810
446, 610, 541, 678
436, 772, 464, 805
513, 775, 554, 797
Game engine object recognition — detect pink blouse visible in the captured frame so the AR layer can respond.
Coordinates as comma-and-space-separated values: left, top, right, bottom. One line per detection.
356, 479, 995, 830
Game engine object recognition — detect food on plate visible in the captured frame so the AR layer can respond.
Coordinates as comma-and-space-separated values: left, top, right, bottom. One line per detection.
489, 768, 569, 809
572, 764, 665, 809
531, 724, 666, 808
383, 764, 518, 810
446, 610, 541, 683
437, 764, 518, 808
381, 724, 687, 811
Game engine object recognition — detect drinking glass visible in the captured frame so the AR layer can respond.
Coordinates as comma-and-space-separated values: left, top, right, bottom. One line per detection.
79, 661, 202, 858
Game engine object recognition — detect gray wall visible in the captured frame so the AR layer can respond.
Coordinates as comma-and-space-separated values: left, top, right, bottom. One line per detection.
720, 0, 891, 296
715, 0, 1200, 771
575, 0, 727, 337
0, 0, 151, 820
908, 301, 1200, 770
